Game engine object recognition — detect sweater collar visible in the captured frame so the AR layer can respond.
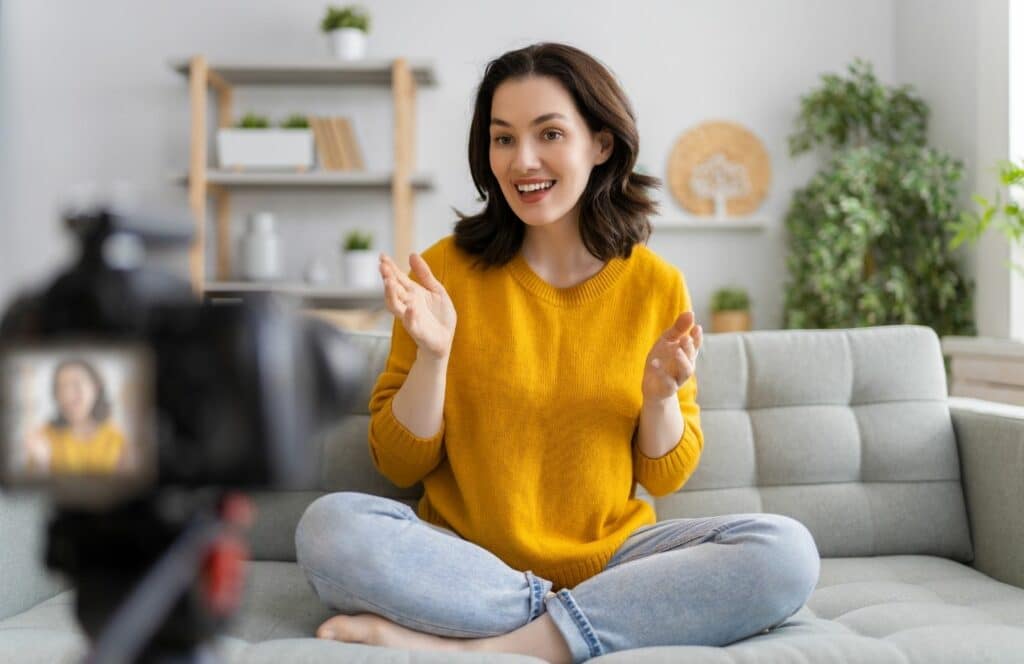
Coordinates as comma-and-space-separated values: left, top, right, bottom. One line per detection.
506, 248, 630, 306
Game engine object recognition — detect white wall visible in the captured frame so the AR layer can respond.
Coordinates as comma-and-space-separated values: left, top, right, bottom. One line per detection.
1, 0, 898, 329
894, 0, 1019, 340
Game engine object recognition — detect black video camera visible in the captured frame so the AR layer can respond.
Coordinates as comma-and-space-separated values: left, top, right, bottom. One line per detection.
0, 203, 365, 663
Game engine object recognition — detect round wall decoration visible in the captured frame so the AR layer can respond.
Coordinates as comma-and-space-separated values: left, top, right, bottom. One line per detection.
667, 120, 771, 217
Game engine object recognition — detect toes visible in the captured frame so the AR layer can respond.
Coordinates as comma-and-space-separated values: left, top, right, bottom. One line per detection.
317, 615, 353, 641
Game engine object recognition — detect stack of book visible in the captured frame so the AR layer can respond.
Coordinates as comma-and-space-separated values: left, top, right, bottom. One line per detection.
310, 116, 365, 171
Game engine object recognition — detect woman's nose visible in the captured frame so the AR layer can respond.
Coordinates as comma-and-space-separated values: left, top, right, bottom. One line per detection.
511, 140, 541, 172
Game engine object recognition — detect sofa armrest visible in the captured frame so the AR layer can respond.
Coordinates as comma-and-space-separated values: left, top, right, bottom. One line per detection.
0, 492, 68, 620
949, 397, 1024, 589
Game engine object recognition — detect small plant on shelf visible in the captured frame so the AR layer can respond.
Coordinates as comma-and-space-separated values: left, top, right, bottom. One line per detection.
321, 5, 371, 60
236, 112, 270, 129
280, 114, 310, 129
321, 5, 371, 32
710, 286, 751, 333
342, 230, 373, 251
340, 230, 377, 289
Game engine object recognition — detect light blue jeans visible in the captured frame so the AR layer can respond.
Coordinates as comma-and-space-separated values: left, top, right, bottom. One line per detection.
294, 491, 821, 663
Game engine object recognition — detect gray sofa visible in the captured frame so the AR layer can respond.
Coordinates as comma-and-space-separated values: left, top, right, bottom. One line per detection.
3, 324, 1024, 663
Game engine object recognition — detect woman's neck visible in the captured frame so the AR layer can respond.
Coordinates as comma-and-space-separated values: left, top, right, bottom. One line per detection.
521, 214, 605, 287
69, 420, 99, 440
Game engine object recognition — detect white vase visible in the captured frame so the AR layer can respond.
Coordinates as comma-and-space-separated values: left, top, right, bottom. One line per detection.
328, 28, 368, 60
237, 212, 282, 281
342, 249, 379, 289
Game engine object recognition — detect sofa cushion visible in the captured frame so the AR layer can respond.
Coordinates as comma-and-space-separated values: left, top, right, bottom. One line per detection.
2, 557, 1022, 663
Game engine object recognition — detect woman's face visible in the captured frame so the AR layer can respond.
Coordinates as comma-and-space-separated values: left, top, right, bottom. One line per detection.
488, 75, 612, 230
55, 365, 98, 426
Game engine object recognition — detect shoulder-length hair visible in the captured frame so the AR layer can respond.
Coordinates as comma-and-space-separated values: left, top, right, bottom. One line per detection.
453, 42, 661, 270
50, 358, 111, 428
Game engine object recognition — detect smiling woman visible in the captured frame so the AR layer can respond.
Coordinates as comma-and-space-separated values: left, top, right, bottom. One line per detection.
295, 41, 820, 664
451, 44, 660, 276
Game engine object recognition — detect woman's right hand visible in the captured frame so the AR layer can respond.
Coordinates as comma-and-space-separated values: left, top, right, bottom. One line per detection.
379, 252, 457, 361
25, 428, 51, 473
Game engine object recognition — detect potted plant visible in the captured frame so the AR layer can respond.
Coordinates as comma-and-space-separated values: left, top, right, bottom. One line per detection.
940, 158, 1024, 406
341, 230, 378, 289
783, 59, 975, 338
216, 112, 314, 171
321, 5, 371, 60
710, 287, 751, 333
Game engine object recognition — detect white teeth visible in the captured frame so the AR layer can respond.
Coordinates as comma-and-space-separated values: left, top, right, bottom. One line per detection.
516, 180, 555, 193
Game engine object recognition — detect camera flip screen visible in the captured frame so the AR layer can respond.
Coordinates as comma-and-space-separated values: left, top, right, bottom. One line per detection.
0, 342, 157, 505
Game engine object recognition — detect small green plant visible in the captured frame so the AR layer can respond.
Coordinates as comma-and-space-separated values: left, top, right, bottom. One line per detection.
321, 5, 370, 33
948, 158, 1024, 277
342, 230, 373, 251
236, 112, 270, 129
711, 287, 750, 312
280, 114, 309, 129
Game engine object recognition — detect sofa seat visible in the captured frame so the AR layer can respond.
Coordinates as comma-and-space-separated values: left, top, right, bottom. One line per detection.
3, 555, 1024, 663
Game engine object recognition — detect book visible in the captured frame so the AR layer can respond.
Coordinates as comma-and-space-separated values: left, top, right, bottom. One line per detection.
328, 117, 352, 170
310, 117, 342, 170
335, 117, 365, 170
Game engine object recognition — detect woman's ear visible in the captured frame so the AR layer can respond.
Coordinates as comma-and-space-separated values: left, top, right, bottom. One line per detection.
594, 128, 614, 165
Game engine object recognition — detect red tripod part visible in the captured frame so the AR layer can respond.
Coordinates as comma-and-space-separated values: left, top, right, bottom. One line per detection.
200, 492, 256, 617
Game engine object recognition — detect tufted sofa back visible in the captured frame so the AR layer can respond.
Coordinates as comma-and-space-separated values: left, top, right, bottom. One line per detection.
247, 324, 974, 564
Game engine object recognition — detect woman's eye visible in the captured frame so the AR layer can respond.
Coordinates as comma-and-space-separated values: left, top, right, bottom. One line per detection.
493, 136, 511, 145
544, 130, 563, 140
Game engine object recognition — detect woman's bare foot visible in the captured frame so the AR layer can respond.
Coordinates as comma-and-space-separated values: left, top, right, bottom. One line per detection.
316, 612, 469, 654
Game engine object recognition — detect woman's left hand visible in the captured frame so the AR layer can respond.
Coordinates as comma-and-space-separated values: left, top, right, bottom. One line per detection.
641, 311, 702, 403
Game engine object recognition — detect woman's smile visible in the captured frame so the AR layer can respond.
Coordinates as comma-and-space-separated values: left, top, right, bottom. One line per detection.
515, 179, 557, 203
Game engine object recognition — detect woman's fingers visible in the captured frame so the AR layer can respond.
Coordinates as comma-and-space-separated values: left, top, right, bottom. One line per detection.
382, 273, 408, 318
381, 254, 418, 294
409, 253, 444, 294
653, 343, 692, 386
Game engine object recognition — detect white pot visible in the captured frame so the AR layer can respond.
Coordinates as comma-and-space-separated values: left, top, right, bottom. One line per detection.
342, 249, 379, 289
328, 28, 368, 60
216, 129, 314, 170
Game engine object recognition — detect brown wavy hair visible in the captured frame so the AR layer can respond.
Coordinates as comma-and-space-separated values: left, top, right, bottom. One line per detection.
452, 42, 661, 270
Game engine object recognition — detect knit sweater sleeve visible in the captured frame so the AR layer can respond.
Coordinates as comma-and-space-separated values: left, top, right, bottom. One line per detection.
632, 269, 705, 498
367, 239, 448, 488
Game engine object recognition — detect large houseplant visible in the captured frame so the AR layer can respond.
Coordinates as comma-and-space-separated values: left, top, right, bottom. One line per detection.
782, 59, 975, 338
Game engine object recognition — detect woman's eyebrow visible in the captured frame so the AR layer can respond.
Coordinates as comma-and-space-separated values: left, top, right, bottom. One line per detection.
490, 112, 568, 128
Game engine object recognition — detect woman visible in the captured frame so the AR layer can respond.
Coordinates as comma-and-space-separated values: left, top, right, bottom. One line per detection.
25, 358, 127, 475
295, 42, 820, 664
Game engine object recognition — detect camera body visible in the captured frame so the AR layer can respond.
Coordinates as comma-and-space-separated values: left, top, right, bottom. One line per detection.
0, 204, 365, 662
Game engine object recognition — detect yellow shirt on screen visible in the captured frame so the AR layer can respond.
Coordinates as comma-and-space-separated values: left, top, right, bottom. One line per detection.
44, 420, 126, 474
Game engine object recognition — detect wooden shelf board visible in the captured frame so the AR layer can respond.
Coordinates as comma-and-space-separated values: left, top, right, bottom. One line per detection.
168, 57, 438, 86
942, 335, 1024, 359
652, 217, 768, 231
174, 169, 435, 189
204, 281, 385, 308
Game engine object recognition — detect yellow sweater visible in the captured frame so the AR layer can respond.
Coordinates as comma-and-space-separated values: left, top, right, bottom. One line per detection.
368, 234, 704, 590
44, 419, 126, 475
